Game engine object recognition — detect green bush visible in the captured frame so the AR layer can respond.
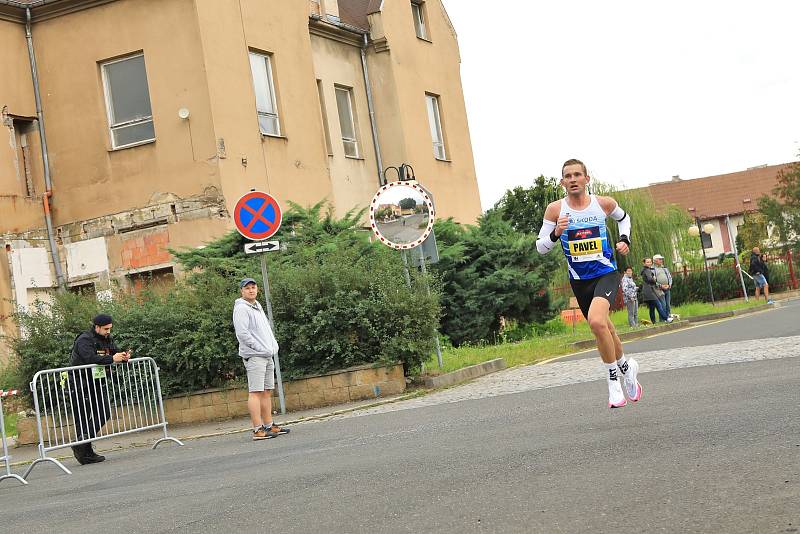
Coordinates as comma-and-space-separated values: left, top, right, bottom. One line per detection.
265, 244, 438, 377
7, 203, 440, 397
432, 212, 560, 347
671, 261, 793, 305
501, 317, 567, 343
671, 267, 744, 305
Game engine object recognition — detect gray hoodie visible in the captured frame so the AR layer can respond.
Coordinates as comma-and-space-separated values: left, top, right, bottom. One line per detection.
232, 297, 279, 359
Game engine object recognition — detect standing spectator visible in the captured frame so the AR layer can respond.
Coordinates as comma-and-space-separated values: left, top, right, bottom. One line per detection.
621, 266, 639, 327
641, 258, 671, 324
233, 278, 290, 441
652, 254, 674, 318
69, 314, 130, 465
749, 247, 774, 304
760, 253, 770, 285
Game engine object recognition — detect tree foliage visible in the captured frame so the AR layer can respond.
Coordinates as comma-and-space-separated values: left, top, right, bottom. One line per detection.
589, 183, 695, 271
735, 212, 770, 253
431, 211, 560, 346
399, 197, 416, 210
492, 175, 562, 234
759, 161, 800, 251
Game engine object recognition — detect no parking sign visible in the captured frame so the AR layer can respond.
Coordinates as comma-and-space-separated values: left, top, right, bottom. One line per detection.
233, 191, 282, 241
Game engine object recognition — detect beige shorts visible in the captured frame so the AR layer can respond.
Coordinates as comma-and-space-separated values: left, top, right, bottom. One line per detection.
243, 356, 275, 392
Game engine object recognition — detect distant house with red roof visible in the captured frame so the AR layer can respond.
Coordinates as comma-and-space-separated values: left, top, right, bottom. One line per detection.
629, 162, 796, 257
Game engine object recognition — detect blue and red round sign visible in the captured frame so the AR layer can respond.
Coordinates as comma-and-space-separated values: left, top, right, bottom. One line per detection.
233, 191, 282, 241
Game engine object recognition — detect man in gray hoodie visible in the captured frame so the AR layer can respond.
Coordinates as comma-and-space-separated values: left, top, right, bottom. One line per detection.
233, 278, 290, 440
653, 254, 674, 318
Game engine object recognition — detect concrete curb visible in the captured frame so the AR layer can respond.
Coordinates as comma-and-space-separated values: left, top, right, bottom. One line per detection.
423, 358, 506, 389
570, 321, 691, 350
568, 302, 778, 350
686, 302, 774, 323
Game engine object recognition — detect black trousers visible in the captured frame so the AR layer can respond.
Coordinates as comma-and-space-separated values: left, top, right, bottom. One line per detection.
70, 371, 112, 442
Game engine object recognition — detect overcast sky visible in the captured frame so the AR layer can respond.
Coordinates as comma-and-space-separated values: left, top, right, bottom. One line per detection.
442, 0, 800, 211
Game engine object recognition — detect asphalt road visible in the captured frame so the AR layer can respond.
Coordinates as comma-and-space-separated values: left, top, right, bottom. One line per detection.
376, 213, 429, 243
2, 307, 798, 533
558, 298, 800, 362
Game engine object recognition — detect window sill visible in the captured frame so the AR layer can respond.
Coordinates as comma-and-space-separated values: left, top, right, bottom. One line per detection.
345, 155, 365, 161
108, 139, 155, 152
416, 36, 433, 44
434, 157, 451, 163
261, 133, 287, 140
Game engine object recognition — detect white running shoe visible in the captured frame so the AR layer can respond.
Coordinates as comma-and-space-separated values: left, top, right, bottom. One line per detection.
608, 378, 627, 408
623, 358, 643, 402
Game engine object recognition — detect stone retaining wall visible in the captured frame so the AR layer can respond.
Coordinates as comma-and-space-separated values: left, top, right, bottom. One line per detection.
15, 362, 404, 445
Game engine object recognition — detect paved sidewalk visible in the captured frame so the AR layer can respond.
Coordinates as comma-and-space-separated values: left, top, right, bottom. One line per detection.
314, 334, 800, 422
5, 393, 416, 467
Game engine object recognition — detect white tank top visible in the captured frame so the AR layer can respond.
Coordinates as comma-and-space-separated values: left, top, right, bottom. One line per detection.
558, 195, 617, 280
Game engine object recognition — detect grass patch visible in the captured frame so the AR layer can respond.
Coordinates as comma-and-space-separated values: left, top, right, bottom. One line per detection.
2, 411, 18, 438
423, 299, 762, 376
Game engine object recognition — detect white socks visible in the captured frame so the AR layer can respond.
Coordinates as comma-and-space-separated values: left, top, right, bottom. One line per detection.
616, 355, 629, 375
605, 362, 620, 382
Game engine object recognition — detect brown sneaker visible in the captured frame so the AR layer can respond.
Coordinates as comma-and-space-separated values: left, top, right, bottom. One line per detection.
267, 423, 290, 435
252, 427, 277, 441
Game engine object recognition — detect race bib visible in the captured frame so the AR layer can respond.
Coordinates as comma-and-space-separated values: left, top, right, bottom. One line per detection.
92, 367, 107, 380
567, 226, 604, 262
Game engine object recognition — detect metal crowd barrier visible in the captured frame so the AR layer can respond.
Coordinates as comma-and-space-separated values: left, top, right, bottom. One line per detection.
23, 357, 182, 479
1, 389, 27, 486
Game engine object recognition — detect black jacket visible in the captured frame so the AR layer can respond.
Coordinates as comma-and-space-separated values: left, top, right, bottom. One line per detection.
640, 266, 661, 302
70, 329, 121, 366
749, 253, 765, 276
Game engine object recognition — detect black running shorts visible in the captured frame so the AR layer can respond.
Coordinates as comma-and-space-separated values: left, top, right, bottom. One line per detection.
569, 271, 621, 318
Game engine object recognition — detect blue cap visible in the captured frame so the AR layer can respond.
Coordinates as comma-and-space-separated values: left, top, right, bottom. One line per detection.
239, 277, 257, 289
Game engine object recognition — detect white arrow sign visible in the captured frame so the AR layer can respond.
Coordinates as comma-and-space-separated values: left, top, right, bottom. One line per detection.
244, 240, 280, 254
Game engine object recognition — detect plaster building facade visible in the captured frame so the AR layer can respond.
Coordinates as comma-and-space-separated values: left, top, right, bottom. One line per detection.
0, 0, 482, 363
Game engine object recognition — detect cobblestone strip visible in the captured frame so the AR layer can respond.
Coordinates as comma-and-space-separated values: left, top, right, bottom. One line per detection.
312, 335, 800, 422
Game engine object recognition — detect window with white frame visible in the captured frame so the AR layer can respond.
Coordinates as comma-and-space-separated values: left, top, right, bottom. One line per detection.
249, 51, 281, 136
101, 54, 155, 149
317, 80, 333, 156
411, 1, 428, 40
335, 86, 359, 158
425, 94, 446, 160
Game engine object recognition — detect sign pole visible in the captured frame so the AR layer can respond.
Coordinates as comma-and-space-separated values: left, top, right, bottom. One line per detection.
260, 253, 286, 415
419, 251, 443, 369
401, 250, 412, 288
725, 215, 749, 302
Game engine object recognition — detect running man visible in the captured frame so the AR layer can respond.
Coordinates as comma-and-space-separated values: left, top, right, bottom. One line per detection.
536, 159, 641, 408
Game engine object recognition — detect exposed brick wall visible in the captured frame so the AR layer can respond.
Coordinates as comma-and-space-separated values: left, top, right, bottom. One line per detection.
120, 230, 171, 270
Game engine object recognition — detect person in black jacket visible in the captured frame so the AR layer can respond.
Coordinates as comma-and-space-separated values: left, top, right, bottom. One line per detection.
749, 247, 774, 303
69, 314, 130, 464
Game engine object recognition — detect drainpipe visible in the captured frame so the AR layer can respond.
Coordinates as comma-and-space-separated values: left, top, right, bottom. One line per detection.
25, 7, 66, 290
360, 33, 384, 187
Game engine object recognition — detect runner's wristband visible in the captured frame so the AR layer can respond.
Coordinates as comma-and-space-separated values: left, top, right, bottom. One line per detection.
617, 234, 630, 246
549, 230, 558, 242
